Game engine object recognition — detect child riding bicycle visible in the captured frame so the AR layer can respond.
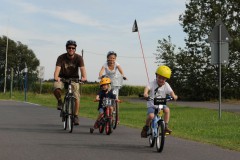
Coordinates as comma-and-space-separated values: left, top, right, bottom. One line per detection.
93, 77, 119, 129
141, 65, 178, 138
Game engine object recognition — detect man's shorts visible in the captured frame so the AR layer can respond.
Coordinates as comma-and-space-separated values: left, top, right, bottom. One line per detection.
53, 81, 80, 101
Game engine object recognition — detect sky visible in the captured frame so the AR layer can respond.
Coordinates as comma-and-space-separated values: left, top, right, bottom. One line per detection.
0, 0, 187, 86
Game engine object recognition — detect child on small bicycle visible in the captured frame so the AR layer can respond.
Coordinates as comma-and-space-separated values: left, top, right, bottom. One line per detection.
141, 65, 178, 138
93, 77, 118, 129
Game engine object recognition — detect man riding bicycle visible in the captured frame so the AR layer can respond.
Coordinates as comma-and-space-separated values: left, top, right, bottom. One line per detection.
53, 40, 87, 125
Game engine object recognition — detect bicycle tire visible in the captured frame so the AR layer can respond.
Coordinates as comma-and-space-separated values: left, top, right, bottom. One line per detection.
68, 97, 75, 133
156, 120, 165, 152
112, 102, 118, 129
99, 121, 104, 133
105, 119, 112, 135
148, 122, 155, 147
62, 99, 68, 130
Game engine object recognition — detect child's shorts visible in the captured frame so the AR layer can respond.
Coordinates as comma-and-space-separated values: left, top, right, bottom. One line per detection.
98, 108, 104, 114
147, 105, 168, 115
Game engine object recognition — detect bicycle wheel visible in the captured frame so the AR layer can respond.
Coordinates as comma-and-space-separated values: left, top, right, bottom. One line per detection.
105, 119, 112, 135
148, 122, 155, 147
112, 102, 118, 129
68, 97, 75, 133
156, 120, 165, 152
99, 120, 104, 133
62, 99, 68, 130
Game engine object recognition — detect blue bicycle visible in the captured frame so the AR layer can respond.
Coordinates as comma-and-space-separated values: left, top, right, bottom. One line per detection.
147, 96, 172, 152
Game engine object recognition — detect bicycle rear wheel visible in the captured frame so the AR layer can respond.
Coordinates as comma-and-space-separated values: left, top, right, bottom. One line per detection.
68, 97, 75, 133
112, 102, 118, 129
156, 120, 165, 152
148, 122, 155, 147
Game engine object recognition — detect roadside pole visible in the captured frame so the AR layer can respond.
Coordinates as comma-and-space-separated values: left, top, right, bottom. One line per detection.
208, 19, 232, 119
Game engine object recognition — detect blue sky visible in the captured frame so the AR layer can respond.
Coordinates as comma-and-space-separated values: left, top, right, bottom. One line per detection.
0, 0, 187, 86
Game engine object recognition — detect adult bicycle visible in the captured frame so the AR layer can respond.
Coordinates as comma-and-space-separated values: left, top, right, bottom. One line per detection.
90, 98, 119, 135
147, 96, 172, 152
60, 78, 82, 133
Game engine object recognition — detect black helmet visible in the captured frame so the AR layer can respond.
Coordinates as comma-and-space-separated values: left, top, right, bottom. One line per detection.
66, 40, 77, 47
107, 51, 117, 58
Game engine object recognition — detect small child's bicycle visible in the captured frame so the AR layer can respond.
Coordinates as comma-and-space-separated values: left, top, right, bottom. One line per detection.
147, 96, 172, 152
90, 98, 118, 135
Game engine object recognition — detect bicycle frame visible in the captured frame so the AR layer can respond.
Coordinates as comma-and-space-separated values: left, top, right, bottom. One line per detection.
150, 105, 165, 138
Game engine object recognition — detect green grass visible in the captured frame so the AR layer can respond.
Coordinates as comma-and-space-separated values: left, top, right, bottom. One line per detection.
0, 91, 240, 151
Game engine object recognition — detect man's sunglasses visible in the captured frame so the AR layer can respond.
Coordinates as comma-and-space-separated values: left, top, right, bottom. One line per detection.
67, 47, 76, 50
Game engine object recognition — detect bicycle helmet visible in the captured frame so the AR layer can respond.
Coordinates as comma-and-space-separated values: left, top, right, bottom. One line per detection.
66, 40, 77, 47
100, 77, 111, 85
155, 65, 172, 79
107, 51, 117, 58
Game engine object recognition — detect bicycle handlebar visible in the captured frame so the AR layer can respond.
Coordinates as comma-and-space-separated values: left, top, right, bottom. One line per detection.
99, 75, 127, 80
56, 78, 84, 83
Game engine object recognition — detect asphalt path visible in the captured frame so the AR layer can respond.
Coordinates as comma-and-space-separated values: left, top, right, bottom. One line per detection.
0, 100, 239, 160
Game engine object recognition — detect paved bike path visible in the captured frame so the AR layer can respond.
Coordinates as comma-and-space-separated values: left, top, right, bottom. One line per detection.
0, 100, 239, 160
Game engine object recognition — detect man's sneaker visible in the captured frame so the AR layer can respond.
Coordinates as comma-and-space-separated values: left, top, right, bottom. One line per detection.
57, 100, 63, 110
74, 115, 79, 125
141, 125, 149, 138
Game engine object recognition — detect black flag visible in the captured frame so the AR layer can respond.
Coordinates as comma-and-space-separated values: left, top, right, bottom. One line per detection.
132, 19, 138, 32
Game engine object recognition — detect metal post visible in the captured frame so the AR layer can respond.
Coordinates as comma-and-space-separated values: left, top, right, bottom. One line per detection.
4, 36, 8, 93
218, 24, 222, 119
10, 68, 13, 98
24, 65, 28, 102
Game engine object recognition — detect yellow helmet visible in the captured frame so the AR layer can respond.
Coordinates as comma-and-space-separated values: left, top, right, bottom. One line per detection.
100, 77, 111, 85
155, 65, 172, 79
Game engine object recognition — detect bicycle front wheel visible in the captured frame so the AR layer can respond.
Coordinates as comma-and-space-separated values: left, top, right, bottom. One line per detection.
68, 97, 75, 133
156, 120, 165, 152
105, 119, 112, 135
62, 99, 68, 130
148, 122, 155, 147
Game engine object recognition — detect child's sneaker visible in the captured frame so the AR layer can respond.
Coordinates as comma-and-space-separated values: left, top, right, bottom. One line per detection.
94, 120, 100, 129
141, 125, 149, 138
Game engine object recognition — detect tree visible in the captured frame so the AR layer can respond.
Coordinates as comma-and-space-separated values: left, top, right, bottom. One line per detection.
0, 36, 40, 91
155, 0, 240, 100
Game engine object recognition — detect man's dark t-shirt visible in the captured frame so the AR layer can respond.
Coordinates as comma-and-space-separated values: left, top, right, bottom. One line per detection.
56, 53, 84, 78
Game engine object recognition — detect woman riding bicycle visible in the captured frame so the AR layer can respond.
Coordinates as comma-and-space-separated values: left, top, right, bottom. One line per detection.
141, 65, 178, 138
98, 51, 127, 124
98, 51, 127, 84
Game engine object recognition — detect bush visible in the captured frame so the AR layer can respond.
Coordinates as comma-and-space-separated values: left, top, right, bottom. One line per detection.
31, 82, 144, 96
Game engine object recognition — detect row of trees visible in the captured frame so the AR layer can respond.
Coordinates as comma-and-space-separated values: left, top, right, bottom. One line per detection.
0, 36, 40, 91
155, 0, 240, 100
